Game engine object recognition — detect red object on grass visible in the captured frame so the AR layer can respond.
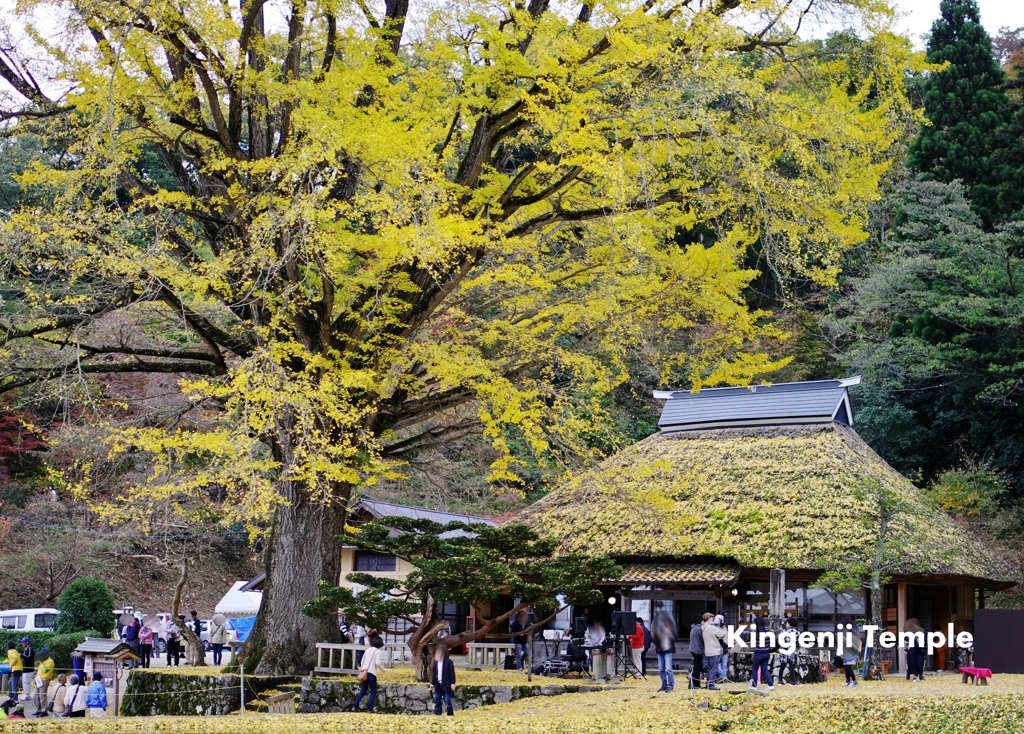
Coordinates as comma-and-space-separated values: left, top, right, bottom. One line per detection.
959, 667, 992, 677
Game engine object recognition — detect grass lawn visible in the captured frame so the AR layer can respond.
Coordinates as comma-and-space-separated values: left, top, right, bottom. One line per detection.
5, 672, 1023, 732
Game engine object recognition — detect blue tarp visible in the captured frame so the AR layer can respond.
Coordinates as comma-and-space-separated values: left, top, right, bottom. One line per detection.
231, 616, 257, 642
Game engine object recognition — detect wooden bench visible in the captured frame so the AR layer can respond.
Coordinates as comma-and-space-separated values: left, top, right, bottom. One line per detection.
959, 666, 992, 685
266, 691, 296, 714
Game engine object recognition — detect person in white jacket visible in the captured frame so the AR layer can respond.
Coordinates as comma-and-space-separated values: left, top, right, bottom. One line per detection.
352, 638, 387, 713
63, 674, 87, 718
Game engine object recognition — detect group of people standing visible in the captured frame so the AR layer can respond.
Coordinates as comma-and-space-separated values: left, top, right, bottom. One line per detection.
2, 637, 108, 718
688, 613, 807, 691
689, 612, 728, 690
121, 610, 228, 669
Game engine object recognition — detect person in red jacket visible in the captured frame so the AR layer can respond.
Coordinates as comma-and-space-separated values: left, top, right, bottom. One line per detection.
628, 619, 646, 678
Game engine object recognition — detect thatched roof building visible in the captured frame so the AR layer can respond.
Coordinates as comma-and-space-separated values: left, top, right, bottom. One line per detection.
520, 423, 1014, 585
517, 378, 1018, 667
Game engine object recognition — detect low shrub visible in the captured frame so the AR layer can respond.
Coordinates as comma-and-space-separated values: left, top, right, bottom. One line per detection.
0, 629, 103, 673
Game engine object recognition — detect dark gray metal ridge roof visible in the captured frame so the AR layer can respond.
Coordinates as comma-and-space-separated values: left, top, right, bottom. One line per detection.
353, 499, 496, 528
238, 502, 497, 592
656, 376, 860, 432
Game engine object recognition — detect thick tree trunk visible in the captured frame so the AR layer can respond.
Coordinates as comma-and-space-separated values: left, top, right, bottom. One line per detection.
242, 481, 348, 675
169, 559, 207, 667
408, 604, 442, 682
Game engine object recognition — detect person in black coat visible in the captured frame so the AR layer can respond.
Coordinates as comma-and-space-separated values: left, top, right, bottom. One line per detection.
430, 651, 457, 716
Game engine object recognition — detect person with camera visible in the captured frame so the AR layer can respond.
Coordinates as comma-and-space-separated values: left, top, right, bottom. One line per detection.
702, 613, 727, 691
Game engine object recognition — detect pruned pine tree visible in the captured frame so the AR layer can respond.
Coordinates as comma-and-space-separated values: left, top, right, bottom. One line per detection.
302, 518, 618, 680
0, 0, 913, 673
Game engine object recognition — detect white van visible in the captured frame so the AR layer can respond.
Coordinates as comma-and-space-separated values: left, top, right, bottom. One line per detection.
0, 608, 59, 631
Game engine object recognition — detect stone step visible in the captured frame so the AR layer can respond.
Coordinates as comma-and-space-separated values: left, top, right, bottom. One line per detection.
246, 683, 303, 713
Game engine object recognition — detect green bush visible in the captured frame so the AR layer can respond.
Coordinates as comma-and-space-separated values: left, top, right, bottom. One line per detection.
47, 631, 102, 672
55, 577, 116, 635
0, 630, 101, 673
927, 467, 1005, 518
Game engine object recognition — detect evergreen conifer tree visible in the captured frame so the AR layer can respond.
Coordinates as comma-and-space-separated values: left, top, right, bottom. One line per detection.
909, 0, 1022, 225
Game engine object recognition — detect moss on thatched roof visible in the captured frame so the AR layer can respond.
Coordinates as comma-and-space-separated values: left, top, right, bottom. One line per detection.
518, 424, 1017, 585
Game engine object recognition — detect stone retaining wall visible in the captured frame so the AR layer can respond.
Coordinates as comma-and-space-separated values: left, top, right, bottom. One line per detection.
728, 652, 824, 684
300, 677, 603, 715
120, 671, 297, 716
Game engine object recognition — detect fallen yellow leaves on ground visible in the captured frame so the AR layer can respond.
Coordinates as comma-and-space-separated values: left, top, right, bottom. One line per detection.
5, 673, 1024, 732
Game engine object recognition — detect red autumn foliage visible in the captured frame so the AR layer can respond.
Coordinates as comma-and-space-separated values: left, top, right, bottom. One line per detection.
0, 410, 48, 481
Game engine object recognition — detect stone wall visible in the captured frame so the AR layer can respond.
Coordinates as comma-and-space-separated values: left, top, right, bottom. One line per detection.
120, 671, 297, 716
299, 677, 603, 715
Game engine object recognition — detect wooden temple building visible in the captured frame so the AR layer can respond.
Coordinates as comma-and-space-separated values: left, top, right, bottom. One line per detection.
517, 377, 1019, 671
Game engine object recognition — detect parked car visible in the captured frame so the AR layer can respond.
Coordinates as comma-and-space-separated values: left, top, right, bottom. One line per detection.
199, 619, 238, 652
0, 608, 59, 632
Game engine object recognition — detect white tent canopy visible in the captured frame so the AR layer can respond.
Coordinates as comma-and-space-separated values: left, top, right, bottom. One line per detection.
215, 580, 262, 617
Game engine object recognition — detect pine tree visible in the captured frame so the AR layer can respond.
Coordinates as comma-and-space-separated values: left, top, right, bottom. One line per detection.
909, 0, 1022, 225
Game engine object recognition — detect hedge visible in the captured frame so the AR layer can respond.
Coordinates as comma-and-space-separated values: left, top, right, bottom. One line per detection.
0, 629, 104, 673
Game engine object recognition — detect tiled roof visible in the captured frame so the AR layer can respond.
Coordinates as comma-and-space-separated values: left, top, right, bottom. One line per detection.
610, 562, 740, 585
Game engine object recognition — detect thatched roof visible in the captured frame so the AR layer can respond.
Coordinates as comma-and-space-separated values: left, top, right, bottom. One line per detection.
518, 424, 1018, 586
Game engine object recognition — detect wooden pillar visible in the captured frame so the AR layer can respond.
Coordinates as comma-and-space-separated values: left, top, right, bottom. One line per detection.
978, 588, 985, 610
769, 568, 785, 630
897, 582, 907, 674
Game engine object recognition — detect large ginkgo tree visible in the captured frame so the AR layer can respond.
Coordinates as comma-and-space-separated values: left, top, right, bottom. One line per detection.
0, 0, 915, 672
